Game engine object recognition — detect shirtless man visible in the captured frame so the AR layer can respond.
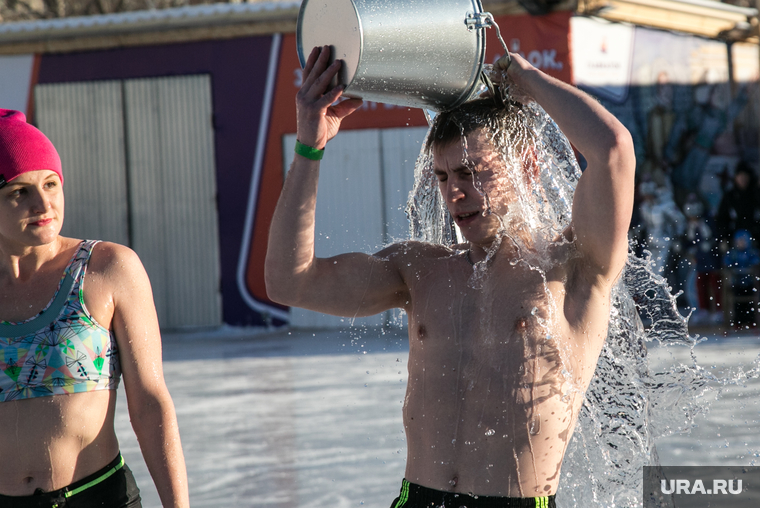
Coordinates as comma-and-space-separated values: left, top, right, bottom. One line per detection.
265, 46, 635, 507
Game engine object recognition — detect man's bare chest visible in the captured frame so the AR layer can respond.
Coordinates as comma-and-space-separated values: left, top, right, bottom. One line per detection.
406, 262, 563, 365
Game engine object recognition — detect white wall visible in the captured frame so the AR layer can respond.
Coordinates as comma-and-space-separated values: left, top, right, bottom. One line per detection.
0, 54, 35, 114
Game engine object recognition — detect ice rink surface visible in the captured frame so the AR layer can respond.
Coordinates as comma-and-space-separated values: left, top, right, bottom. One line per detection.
115, 327, 760, 507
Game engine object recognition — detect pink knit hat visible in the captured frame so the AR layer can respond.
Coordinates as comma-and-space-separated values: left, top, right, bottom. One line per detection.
0, 109, 63, 189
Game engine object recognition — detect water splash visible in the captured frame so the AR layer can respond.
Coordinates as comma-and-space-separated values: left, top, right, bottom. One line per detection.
404, 79, 722, 506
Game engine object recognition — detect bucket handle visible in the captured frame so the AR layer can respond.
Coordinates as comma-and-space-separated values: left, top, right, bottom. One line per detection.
465, 11, 510, 66
425, 12, 511, 125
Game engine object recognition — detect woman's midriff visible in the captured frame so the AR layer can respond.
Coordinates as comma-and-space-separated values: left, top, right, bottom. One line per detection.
0, 390, 120, 496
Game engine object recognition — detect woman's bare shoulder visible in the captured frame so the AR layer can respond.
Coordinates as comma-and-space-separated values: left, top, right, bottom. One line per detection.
88, 241, 147, 281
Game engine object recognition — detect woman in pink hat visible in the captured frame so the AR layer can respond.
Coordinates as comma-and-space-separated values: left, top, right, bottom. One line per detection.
0, 109, 188, 507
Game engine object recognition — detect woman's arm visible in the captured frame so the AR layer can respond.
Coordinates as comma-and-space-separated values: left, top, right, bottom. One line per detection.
98, 242, 190, 508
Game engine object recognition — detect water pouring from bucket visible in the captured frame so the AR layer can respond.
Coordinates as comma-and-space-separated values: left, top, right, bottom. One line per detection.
286, 3, 716, 507
404, 67, 712, 507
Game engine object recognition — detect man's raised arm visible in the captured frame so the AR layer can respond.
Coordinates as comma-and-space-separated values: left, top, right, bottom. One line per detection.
499, 53, 636, 281
265, 46, 409, 317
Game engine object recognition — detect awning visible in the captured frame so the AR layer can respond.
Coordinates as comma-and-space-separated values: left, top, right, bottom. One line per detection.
577, 0, 758, 41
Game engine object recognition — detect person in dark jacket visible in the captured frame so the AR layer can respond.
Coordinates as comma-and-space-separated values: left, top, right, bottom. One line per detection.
715, 162, 760, 244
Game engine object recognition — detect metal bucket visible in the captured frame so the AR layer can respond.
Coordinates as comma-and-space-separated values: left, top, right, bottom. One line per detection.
297, 0, 499, 112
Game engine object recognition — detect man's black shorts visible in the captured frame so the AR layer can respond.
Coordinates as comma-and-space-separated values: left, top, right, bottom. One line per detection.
390, 479, 556, 508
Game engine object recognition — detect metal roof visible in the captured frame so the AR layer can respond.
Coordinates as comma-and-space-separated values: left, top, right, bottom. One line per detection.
0, 1, 301, 44
0, 0, 756, 48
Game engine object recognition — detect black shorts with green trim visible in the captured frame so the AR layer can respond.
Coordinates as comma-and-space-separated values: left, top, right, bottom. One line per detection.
0, 453, 142, 508
390, 479, 556, 508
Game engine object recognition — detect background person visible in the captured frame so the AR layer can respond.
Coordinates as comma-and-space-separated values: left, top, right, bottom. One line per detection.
637, 181, 685, 275
680, 195, 723, 325
715, 161, 760, 245
0, 109, 189, 508
265, 46, 635, 507
723, 229, 760, 329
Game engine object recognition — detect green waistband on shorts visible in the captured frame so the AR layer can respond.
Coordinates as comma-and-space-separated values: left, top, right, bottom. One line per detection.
397, 479, 553, 508
64, 455, 125, 498
394, 479, 411, 507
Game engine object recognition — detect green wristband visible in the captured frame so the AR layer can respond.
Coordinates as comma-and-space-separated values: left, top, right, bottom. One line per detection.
294, 140, 325, 161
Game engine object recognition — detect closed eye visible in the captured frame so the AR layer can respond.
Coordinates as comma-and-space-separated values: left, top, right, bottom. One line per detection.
433, 165, 475, 183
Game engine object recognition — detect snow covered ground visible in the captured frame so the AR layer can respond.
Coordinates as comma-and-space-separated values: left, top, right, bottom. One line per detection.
114, 327, 760, 507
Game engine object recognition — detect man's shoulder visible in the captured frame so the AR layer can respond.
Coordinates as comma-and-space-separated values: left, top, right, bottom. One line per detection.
378, 241, 455, 259
375, 241, 458, 274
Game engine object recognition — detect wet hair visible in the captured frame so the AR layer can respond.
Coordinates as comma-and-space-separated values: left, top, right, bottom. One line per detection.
425, 98, 524, 153
425, 98, 538, 184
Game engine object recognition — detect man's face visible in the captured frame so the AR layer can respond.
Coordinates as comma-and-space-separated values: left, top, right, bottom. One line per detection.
433, 130, 516, 246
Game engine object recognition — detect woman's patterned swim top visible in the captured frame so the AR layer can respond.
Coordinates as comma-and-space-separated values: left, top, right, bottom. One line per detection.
0, 240, 120, 402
